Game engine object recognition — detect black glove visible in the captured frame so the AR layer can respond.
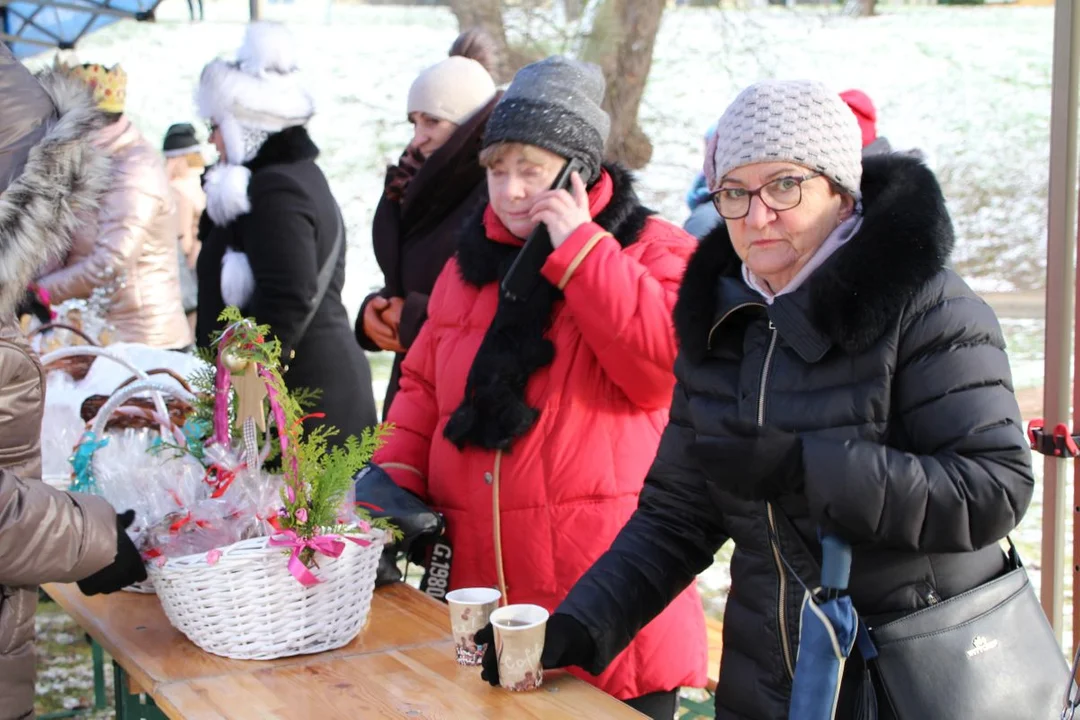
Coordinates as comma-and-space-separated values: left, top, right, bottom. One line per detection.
690, 417, 804, 501
77, 510, 148, 596
477, 613, 596, 687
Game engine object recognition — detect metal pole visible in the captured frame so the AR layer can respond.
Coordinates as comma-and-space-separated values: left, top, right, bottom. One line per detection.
1043, 0, 1080, 642
249, 0, 259, 21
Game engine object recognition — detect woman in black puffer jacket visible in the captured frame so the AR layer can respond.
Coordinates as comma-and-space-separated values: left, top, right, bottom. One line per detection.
535, 80, 1034, 719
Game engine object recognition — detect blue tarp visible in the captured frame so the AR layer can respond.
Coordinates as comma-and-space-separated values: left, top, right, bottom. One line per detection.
2, 0, 160, 59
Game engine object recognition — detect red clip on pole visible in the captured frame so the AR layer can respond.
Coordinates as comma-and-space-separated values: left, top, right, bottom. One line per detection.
1056, 424, 1080, 457
1028, 419, 1045, 449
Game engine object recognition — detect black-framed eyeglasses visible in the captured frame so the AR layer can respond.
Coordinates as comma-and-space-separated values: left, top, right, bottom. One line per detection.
709, 172, 823, 220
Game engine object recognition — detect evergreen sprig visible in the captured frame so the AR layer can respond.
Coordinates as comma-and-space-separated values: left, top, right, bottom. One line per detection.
166, 307, 400, 567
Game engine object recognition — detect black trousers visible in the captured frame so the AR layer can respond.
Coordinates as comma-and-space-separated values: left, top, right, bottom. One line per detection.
623, 689, 679, 720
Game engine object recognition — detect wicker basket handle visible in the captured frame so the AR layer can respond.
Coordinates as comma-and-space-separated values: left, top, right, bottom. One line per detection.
90, 379, 197, 440
115, 368, 195, 395
27, 322, 99, 346
40, 346, 172, 424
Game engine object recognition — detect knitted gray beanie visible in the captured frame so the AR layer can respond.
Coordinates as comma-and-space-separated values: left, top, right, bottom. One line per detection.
706, 79, 863, 198
483, 55, 610, 184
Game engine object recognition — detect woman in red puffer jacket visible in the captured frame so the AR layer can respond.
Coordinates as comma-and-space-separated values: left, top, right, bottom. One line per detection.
374, 55, 708, 719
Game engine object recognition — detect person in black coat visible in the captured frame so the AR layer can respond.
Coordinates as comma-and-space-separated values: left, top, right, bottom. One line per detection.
355, 30, 498, 417
194, 22, 376, 443
533, 80, 1034, 719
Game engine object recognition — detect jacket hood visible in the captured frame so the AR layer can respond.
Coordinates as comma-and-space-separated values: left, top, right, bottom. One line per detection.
674, 153, 955, 363
0, 68, 111, 317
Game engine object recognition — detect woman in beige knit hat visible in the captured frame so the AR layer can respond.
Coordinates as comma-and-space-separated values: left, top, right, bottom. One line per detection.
354, 28, 500, 418
547, 78, 1034, 719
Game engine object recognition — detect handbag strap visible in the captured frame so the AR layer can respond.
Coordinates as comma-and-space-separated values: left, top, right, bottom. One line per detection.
286, 202, 345, 370
768, 505, 1024, 596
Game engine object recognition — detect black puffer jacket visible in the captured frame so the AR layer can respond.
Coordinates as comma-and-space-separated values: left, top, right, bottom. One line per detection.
557, 154, 1034, 720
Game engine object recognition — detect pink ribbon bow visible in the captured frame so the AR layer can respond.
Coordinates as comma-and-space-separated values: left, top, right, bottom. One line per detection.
268, 531, 371, 586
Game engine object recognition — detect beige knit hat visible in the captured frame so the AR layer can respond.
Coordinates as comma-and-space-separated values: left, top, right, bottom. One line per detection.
407, 55, 496, 125
706, 79, 863, 198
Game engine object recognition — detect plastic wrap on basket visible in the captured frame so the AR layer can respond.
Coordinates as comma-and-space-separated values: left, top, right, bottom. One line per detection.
41, 373, 87, 488
73, 379, 199, 592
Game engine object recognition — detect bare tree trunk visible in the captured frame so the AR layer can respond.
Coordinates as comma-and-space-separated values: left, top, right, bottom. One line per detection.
582, 0, 665, 168
447, 0, 513, 82
843, 0, 877, 16
451, 0, 664, 169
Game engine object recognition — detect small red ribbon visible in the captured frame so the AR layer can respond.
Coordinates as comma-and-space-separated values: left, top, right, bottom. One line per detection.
268, 531, 371, 586
168, 512, 212, 534
203, 462, 245, 499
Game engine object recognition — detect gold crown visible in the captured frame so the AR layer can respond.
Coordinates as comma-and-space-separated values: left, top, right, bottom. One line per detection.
57, 61, 127, 113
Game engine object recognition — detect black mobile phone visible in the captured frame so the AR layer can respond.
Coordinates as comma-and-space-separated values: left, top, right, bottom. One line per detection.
500, 157, 588, 302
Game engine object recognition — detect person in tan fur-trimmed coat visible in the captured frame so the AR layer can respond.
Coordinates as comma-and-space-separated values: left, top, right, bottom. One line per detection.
0, 46, 148, 720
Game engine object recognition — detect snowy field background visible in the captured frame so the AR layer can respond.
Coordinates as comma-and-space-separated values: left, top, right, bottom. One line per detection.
22, 0, 1053, 315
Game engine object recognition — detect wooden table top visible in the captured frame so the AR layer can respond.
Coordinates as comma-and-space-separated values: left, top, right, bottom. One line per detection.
43, 582, 645, 719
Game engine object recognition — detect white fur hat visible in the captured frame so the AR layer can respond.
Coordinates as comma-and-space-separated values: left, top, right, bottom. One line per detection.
197, 22, 314, 228
196, 22, 314, 167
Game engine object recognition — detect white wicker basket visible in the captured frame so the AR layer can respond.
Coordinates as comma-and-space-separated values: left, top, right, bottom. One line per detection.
147, 530, 384, 660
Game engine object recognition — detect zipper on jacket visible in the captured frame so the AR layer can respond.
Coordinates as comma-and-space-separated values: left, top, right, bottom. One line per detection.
767, 502, 795, 681
491, 450, 509, 605
756, 322, 778, 425
757, 320, 795, 681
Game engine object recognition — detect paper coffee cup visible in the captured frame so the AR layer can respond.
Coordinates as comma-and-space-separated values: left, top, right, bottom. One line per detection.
490, 604, 549, 692
446, 587, 502, 666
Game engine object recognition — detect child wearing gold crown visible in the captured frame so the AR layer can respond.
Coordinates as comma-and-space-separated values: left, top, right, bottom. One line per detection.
35, 59, 193, 350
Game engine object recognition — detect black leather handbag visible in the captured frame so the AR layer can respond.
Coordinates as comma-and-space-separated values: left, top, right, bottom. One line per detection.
353, 464, 445, 589
772, 507, 1069, 720
862, 540, 1067, 720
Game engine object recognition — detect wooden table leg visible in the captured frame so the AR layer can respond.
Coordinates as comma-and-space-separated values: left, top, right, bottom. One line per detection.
91, 639, 107, 710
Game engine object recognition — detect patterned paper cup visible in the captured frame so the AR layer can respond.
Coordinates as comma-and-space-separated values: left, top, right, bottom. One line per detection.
446, 587, 502, 665
490, 604, 549, 692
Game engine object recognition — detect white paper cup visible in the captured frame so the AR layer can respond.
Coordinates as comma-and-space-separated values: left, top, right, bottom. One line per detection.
446, 587, 502, 666
490, 603, 549, 691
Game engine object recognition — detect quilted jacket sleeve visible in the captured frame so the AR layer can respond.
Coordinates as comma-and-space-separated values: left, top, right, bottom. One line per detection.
0, 470, 118, 586
801, 278, 1034, 553
541, 218, 695, 410
372, 264, 455, 500
557, 373, 729, 673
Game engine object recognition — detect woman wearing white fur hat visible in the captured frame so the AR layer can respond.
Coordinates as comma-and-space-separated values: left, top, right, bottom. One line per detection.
195, 22, 377, 443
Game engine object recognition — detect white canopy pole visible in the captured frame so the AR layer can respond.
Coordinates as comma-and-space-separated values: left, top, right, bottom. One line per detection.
1041, 0, 1080, 641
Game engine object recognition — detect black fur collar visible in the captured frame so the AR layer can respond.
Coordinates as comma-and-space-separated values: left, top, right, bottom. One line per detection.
673, 153, 954, 363
455, 162, 653, 288
443, 163, 654, 451
246, 126, 319, 171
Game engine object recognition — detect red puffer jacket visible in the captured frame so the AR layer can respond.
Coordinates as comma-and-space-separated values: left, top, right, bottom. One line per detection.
375, 166, 708, 700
